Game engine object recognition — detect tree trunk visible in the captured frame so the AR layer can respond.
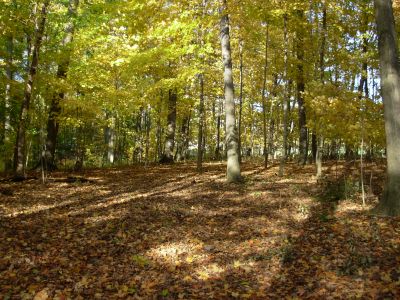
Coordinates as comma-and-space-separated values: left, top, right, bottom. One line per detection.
296, 9, 307, 165
261, 27, 269, 169
197, 75, 205, 171
238, 40, 244, 164
160, 90, 177, 164
145, 106, 151, 165
220, 0, 241, 182
14, 0, 49, 177
42, 0, 78, 171
2, 36, 13, 170
176, 111, 190, 162
279, 14, 289, 177
316, 1, 327, 178
374, 0, 400, 215
3, 36, 13, 146
215, 105, 221, 160
104, 113, 116, 164
155, 95, 163, 162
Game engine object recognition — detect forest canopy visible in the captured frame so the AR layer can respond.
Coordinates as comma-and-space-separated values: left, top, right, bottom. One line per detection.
0, 0, 388, 174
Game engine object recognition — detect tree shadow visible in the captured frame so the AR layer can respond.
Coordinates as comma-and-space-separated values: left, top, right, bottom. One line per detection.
1, 162, 397, 299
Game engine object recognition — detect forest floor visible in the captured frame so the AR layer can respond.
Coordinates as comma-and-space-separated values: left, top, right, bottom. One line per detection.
1, 160, 400, 299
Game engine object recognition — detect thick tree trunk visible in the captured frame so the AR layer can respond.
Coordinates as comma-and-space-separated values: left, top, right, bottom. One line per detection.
160, 90, 177, 164
14, 0, 49, 177
42, 0, 78, 171
374, 0, 400, 215
220, 0, 241, 182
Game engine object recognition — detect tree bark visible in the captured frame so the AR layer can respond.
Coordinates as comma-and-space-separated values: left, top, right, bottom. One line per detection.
197, 75, 205, 171
374, 0, 400, 215
42, 0, 78, 170
238, 40, 244, 164
14, 0, 49, 177
104, 112, 116, 164
261, 27, 269, 169
316, 1, 327, 178
215, 101, 221, 160
160, 90, 177, 164
296, 9, 307, 165
279, 14, 289, 177
220, 0, 241, 182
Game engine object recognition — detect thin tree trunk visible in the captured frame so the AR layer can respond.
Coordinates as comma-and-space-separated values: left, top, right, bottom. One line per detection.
279, 14, 289, 177
316, 1, 327, 178
104, 113, 115, 164
220, 0, 241, 182
3, 36, 13, 147
238, 40, 244, 164
155, 94, 162, 162
197, 75, 205, 171
145, 106, 151, 166
296, 9, 307, 165
261, 27, 269, 169
359, 11, 369, 206
14, 0, 49, 177
215, 103, 221, 160
160, 90, 177, 164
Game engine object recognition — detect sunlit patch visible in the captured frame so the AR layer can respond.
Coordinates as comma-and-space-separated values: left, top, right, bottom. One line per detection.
335, 200, 374, 215
4, 199, 77, 217
147, 241, 207, 265
84, 213, 123, 224
195, 263, 225, 280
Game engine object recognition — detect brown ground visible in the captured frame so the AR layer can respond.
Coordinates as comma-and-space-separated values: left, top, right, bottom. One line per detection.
0, 161, 399, 299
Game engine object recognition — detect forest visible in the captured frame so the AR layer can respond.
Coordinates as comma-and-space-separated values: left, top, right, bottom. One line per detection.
1, 0, 400, 298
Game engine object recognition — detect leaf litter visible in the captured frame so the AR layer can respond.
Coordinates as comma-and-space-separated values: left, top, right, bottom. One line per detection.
0, 161, 399, 299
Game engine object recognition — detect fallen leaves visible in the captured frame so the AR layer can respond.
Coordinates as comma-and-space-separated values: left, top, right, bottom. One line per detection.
0, 162, 399, 298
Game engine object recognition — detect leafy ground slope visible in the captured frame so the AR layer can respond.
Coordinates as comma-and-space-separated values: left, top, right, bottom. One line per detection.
1, 161, 399, 299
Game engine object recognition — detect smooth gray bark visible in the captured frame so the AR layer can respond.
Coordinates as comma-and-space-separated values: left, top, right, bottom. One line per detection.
220, 0, 241, 182
374, 0, 400, 215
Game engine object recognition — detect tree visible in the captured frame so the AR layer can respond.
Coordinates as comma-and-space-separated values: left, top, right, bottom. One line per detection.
220, 0, 241, 183
14, 0, 50, 178
42, 0, 79, 170
374, 0, 400, 216
160, 90, 177, 164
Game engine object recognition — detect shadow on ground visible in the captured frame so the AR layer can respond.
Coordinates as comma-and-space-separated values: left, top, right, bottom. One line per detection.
0, 161, 399, 299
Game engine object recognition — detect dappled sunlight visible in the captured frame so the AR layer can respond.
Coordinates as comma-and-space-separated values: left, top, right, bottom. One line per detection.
195, 263, 226, 281
84, 213, 124, 225
1, 162, 398, 299
146, 241, 208, 266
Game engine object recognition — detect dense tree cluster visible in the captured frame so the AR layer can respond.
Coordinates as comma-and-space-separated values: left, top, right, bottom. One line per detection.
0, 0, 399, 213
